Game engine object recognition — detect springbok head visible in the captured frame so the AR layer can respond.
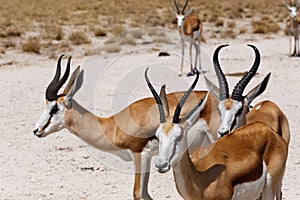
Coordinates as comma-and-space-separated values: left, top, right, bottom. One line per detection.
170, 0, 193, 29
283, 0, 299, 18
145, 68, 208, 173
33, 55, 83, 138
206, 44, 271, 138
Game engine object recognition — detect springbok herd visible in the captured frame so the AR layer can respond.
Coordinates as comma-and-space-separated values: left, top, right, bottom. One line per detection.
33, 0, 296, 199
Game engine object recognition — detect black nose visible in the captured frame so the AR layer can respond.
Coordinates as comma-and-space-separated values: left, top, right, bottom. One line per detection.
33, 129, 38, 134
155, 162, 168, 169
219, 130, 230, 137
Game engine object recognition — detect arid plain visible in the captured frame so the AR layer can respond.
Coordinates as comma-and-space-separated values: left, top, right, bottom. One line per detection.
0, 0, 300, 199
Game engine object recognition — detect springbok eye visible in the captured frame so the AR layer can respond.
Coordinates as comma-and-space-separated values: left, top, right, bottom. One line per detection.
50, 105, 59, 115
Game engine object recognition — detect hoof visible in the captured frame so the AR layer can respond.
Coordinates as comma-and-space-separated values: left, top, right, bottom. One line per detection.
186, 71, 195, 77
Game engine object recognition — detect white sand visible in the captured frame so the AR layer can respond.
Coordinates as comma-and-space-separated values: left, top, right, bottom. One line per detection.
0, 32, 299, 199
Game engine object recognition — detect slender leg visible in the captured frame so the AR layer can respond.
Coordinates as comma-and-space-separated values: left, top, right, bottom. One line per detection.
133, 152, 153, 200
193, 38, 198, 71
293, 30, 297, 56
140, 151, 153, 200
296, 26, 299, 56
187, 37, 195, 77
190, 37, 193, 72
289, 31, 291, 56
276, 183, 282, 200
179, 35, 185, 76
133, 153, 142, 200
197, 32, 201, 71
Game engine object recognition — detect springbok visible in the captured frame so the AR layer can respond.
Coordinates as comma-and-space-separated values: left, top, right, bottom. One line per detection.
206, 44, 290, 199
146, 68, 288, 200
206, 44, 289, 142
33, 55, 219, 199
170, 0, 203, 76
283, 0, 300, 56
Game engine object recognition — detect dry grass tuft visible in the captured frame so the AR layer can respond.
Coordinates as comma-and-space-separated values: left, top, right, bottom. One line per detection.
0, 0, 291, 53
43, 25, 64, 40
68, 31, 90, 45
252, 18, 281, 34
3, 39, 16, 48
120, 35, 137, 45
93, 28, 107, 37
22, 37, 41, 53
239, 27, 248, 34
131, 30, 143, 39
221, 29, 237, 39
215, 19, 224, 27
227, 21, 236, 29
101, 44, 121, 53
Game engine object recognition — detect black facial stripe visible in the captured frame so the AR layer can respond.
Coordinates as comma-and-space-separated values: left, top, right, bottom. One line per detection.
230, 107, 243, 132
230, 117, 237, 132
50, 104, 59, 115
40, 116, 52, 133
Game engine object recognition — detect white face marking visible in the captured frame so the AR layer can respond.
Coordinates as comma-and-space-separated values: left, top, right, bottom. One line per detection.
289, 7, 297, 18
176, 14, 185, 29
218, 100, 243, 137
33, 100, 66, 137
155, 123, 183, 173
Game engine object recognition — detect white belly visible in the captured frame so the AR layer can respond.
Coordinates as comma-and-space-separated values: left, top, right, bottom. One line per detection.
232, 161, 267, 200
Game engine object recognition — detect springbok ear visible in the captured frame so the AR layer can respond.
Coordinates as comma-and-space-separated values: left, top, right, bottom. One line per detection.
64, 69, 84, 106
169, 7, 178, 16
184, 8, 193, 16
159, 84, 170, 117
282, 1, 290, 9
181, 91, 209, 130
245, 73, 271, 107
63, 66, 81, 95
203, 76, 220, 101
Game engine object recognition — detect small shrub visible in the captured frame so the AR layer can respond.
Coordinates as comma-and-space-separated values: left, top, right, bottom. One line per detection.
153, 36, 171, 44
5, 27, 21, 37
68, 31, 90, 45
120, 36, 136, 45
221, 29, 237, 39
43, 26, 64, 40
3, 39, 16, 48
94, 28, 107, 37
252, 20, 281, 34
215, 19, 224, 27
208, 14, 219, 23
102, 44, 121, 53
131, 30, 143, 39
104, 37, 118, 45
22, 37, 41, 53
111, 25, 124, 34
227, 21, 236, 29
239, 27, 247, 34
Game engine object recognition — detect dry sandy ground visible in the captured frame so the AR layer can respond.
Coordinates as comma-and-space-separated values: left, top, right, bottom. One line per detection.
0, 31, 300, 199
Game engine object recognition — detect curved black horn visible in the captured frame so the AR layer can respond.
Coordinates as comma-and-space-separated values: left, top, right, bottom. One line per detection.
213, 44, 229, 101
46, 55, 71, 101
173, 69, 199, 124
231, 44, 261, 101
174, 0, 180, 13
145, 68, 166, 123
182, 0, 189, 14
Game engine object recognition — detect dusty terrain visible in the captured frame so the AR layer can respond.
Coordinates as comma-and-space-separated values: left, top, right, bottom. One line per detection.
0, 0, 300, 199
0, 30, 300, 200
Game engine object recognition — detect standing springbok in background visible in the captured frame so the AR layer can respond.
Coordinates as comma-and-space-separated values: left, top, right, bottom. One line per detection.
33, 55, 219, 200
146, 68, 288, 200
283, 0, 300, 56
170, 0, 203, 76
206, 45, 290, 199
